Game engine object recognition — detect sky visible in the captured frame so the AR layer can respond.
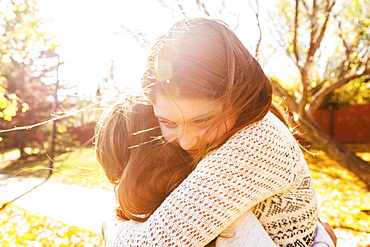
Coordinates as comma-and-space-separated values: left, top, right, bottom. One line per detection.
36, 0, 287, 99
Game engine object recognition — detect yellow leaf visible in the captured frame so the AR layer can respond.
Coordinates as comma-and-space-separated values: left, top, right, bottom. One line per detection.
8, 93, 18, 100
22, 102, 29, 112
51, 44, 58, 50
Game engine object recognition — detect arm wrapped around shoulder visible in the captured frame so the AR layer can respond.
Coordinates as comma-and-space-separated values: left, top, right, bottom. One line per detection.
105, 112, 318, 247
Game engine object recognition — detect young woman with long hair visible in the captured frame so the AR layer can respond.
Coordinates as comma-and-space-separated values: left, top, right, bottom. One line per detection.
96, 17, 336, 246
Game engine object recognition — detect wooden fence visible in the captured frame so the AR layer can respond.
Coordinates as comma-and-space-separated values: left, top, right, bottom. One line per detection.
314, 104, 370, 143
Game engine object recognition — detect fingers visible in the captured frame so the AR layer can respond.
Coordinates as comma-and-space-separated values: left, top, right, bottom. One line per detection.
319, 219, 337, 247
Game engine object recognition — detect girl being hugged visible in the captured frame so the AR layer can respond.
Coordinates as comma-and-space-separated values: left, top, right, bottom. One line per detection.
98, 17, 326, 246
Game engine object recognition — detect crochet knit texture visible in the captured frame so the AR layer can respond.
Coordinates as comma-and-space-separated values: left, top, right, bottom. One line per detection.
106, 112, 318, 246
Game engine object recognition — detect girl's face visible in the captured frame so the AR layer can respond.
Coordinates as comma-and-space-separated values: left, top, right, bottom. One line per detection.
153, 94, 238, 156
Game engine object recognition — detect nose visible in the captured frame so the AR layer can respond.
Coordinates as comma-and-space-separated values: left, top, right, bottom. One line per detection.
178, 130, 199, 151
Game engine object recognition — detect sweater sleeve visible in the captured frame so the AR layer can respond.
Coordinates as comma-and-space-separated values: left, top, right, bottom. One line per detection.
106, 113, 297, 247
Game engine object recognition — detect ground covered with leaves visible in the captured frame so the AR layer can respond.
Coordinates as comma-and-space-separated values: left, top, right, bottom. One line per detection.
1, 146, 370, 246
0, 205, 104, 246
306, 144, 370, 247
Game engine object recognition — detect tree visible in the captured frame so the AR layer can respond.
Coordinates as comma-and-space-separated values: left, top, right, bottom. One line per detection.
0, 0, 58, 157
267, 0, 370, 188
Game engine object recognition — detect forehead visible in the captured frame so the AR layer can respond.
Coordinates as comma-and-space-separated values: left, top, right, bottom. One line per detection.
152, 95, 223, 122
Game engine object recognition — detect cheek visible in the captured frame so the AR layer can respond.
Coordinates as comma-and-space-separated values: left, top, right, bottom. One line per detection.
225, 116, 238, 131
207, 126, 228, 143
204, 130, 220, 144
207, 117, 238, 143
159, 126, 176, 143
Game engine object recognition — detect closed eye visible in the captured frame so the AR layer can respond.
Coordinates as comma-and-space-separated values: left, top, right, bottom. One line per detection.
193, 117, 212, 124
159, 119, 178, 129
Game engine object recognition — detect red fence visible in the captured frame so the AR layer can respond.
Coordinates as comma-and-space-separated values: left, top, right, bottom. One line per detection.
68, 122, 95, 146
314, 104, 370, 143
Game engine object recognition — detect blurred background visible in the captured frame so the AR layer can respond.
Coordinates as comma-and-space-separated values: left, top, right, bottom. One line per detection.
0, 0, 369, 246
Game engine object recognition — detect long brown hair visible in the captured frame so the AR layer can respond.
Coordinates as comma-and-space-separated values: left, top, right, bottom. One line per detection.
142, 17, 286, 160
95, 99, 193, 222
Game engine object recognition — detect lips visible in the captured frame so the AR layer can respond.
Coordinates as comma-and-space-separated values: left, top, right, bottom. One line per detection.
185, 150, 198, 155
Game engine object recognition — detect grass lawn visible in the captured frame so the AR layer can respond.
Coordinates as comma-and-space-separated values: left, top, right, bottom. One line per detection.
1, 145, 370, 246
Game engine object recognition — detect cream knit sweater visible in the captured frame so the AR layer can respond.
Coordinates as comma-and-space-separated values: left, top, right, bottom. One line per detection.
106, 112, 318, 246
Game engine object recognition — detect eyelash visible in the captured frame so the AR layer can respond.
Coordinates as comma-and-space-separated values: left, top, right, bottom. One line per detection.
159, 117, 212, 129
159, 120, 178, 128
194, 118, 211, 124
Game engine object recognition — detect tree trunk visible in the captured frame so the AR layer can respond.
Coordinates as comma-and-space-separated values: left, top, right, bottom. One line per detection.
299, 117, 370, 190
17, 143, 27, 159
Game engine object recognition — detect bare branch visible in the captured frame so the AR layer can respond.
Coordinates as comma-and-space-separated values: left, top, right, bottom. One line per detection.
293, 0, 301, 69
196, 0, 210, 16
120, 25, 148, 47
220, 0, 241, 29
266, 11, 301, 68
0, 102, 102, 134
300, 0, 309, 11
157, 0, 186, 18
248, 0, 262, 58
309, 67, 370, 113
336, 15, 351, 77
304, 0, 336, 69
176, 0, 187, 17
